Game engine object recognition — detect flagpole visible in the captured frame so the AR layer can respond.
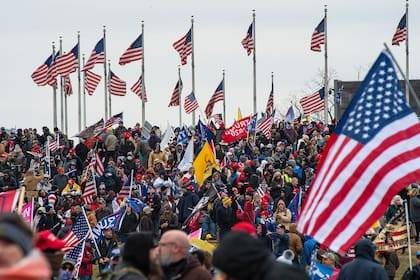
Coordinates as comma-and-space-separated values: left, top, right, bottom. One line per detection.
404, 199, 413, 270
52, 42, 58, 129
405, 0, 409, 102
252, 10, 257, 115
108, 60, 112, 117
80, 207, 102, 258
222, 69, 226, 122
59, 37, 64, 132
64, 80, 68, 136
82, 54, 86, 128
178, 65, 182, 127
141, 20, 146, 125
103, 26, 109, 119
191, 15, 196, 125
323, 5, 329, 124
77, 31, 82, 132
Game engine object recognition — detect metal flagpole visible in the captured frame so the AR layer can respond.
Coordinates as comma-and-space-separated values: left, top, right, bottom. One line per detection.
404, 199, 413, 270
52, 42, 58, 129
178, 65, 182, 127
65, 82, 68, 136
77, 31, 82, 132
323, 5, 329, 124
103, 26, 109, 119
82, 54, 86, 128
191, 16, 196, 125
222, 69, 226, 122
252, 10, 257, 115
59, 37, 64, 132
141, 21, 146, 125
405, 0, 409, 102
108, 60, 112, 117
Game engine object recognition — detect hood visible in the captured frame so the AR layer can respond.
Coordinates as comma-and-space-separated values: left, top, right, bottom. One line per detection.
354, 239, 375, 261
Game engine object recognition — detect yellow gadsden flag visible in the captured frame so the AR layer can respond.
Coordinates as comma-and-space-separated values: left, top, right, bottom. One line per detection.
192, 142, 220, 186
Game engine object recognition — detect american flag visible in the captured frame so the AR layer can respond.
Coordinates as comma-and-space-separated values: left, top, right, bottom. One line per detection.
82, 168, 97, 205
131, 75, 147, 102
265, 80, 274, 116
108, 70, 126, 96
63, 75, 73, 96
84, 70, 101, 96
184, 92, 199, 114
247, 113, 258, 136
82, 38, 105, 72
297, 51, 420, 254
31, 54, 54, 86
64, 238, 85, 279
89, 152, 104, 177
241, 23, 254, 55
48, 134, 59, 152
168, 79, 183, 107
173, 28, 192, 65
392, 13, 407, 46
310, 17, 325, 52
119, 33, 143, 65
205, 80, 224, 118
45, 51, 61, 87
104, 112, 123, 128
62, 213, 90, 253
257, 112, 273, 139
56, 43, 79, 76
300, 88, 325, 115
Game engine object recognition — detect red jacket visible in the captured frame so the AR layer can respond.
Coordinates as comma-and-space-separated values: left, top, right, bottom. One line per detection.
79, 245, 93, 276
236, 201, 255, 224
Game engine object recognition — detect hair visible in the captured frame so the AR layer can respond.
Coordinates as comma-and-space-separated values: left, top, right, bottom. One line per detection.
0, 212, 33, 238
123, 232, 155, 275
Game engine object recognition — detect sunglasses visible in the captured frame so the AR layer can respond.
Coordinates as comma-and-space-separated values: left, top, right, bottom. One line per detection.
62, 265, 74, 271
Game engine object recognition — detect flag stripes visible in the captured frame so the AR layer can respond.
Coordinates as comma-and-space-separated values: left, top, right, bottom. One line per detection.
310, 18, 325, 52
392, 14, 407, 46
82, 39, 105, 72
241, 23, 254, 55
205, 80, 224, 118
108, 71, 126, 96
168, 79, 183, 107
31, 54, 54, 86
119, 34, 143, 65
257, 114, 273, 139
131, 75, 147, 102
173, 29, 192, 65
84, 70, 101, 95
300, 88, 325, 115
184, 92, 199, 114
64, 75, 73, 96
56, 44, 79, 76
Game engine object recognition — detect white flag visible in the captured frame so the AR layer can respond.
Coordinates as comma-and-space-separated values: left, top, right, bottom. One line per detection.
160, 124, 175, 148
177, 139, 194, 172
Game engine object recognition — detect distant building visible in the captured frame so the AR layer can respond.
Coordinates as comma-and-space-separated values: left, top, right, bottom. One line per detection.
333, 79, 420, 120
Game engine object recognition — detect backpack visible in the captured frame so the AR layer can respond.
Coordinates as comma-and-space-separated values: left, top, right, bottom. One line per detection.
401, 267, 420, 280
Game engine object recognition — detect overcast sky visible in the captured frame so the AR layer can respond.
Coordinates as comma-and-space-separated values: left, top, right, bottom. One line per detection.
2, 0, 418, 136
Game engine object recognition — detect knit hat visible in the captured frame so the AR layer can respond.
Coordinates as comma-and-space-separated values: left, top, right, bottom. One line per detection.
0, 222, 33, 255
48, 194, 57, 206
222, 197, 232, 206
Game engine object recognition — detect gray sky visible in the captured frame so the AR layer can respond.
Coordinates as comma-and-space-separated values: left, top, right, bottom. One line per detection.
2, 0, 418, 136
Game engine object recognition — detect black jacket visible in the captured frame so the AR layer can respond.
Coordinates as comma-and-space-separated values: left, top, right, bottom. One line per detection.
177, 191, 199, 223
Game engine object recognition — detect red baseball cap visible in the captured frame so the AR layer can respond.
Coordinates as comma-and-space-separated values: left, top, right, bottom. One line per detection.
35, 230, 66, 251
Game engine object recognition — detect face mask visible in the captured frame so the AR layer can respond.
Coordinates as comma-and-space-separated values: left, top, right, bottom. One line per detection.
59, 270, 73, 280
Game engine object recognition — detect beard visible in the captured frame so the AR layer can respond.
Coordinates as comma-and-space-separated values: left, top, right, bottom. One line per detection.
159, 252, 174, 267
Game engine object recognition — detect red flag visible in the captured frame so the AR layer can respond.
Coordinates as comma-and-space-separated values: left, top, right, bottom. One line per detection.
0, 189, 19, 212
221, 116, 251, 143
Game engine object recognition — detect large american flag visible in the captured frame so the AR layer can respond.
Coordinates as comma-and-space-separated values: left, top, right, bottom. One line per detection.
310, 17, 325, 52
31, 54, 54, 86
297, 51, 420, 254
168, 79, 183, 107
62, 213, 90, 253
184, 92, 199, 114
173, 28, 192, 65
104, 112, 123, 129
108, 70, 126, 96
392, 13, 407, 46
82, 167, 97, 205
257, 112, 273, 140
56, 43, 79, 76
131, 74, 147, 102
64, 75, 73, 96
300, 88, 325, 115
84, 70, 101, 96
265, 80, 274, 116
241, 23, 254, 55
205, 80, 224, 118
119, 33, 143, 65
82, 38, 105, 72
48, 135, 59, 152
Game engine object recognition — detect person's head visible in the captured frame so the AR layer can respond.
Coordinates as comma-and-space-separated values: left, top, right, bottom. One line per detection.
354, 238, 376, 261
276, 224, 286, 234
57, 167, 64, 175
222, 197, 232, 208
158, 230, 190, 266
277, 199, 286, 210
0, 213, 34, 267
59, 259, 75, 280
391, 195, 402, 206
321, 252, 337, 268
103, 228, 113, 239
123, 232, 157, 275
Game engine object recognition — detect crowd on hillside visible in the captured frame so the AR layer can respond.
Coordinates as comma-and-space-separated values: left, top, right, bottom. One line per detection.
0, 119, 419, 280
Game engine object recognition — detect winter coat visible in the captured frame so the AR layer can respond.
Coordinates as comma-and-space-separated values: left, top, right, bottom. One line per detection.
79, 245, 94, 277
410, 195, 420, 222
110, 262, 147, 280
120, 212, 139, 234
105, 133, 118, 152
177, 191, 200, 223
216, 206, 235, 231
336, 239, 388, 280
382, 251, 399, 278
162, 256, 211, 280
288, 224, 303, 256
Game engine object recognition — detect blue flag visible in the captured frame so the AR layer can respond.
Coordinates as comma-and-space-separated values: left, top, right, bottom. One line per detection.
127, 198, 146, 214
309, 250, 334, 280
92, 207, 127, 242
197, 119, 213, 144
285, 105, 295, 123
177, 125, 190, 144
288, 190, 301, 223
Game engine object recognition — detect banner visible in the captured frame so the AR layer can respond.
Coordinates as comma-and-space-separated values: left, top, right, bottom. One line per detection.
92, 207, 126, 242
21, 201, 33, 226
373, 208, 408, 252
193, 142, 220, 186
0, 189, 20, 212
221, 116, 251, 143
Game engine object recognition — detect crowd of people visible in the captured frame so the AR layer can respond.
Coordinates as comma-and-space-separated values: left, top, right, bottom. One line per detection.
0, 118, 419, 280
